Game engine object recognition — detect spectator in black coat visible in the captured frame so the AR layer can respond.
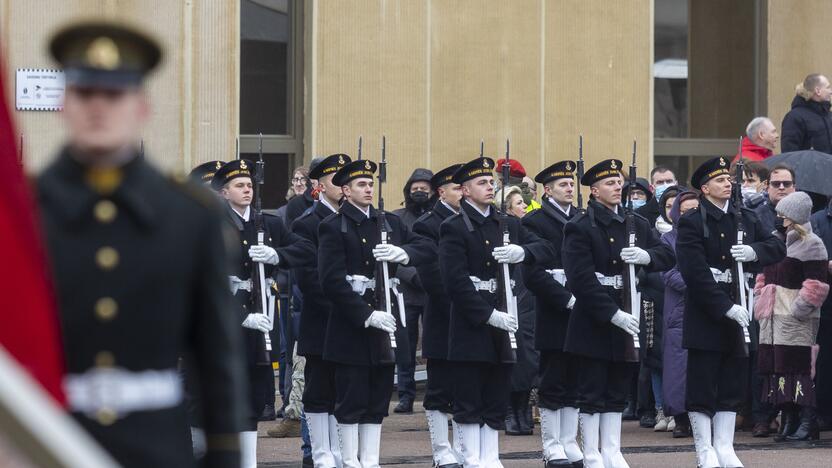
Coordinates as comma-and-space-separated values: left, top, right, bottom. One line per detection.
781, 73, 832, 154
811, 200, 832, 427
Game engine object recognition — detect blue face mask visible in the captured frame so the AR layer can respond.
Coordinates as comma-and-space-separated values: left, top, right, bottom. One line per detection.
654, 183, 674, 201
630, 199, 647, 210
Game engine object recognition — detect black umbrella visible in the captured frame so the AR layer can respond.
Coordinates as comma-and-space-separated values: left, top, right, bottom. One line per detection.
763, 150, 832, 196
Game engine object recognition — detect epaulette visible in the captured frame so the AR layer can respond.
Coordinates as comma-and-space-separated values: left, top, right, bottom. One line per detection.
414, 210, 434, 224
568, 211, 587, 224
167, 172, 219, 210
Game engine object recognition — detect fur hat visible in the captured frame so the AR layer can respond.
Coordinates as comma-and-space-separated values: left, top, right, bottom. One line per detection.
775, 191, 812, 225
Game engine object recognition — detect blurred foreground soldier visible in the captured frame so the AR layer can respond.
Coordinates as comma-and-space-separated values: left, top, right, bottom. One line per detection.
439, 157, 553, 466
37, 22, 246, 467
676, 157, 785, 468
190, 160, 225, 185
318, 159, 432, 468
212, 160, 315, 467
412, 164, 465, 468
522, 161, 582, 467
293, 153, 352, 467
562, 159, 673, 468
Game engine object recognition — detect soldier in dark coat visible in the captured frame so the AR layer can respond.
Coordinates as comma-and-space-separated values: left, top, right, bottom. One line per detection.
211, 159, 315, 467
317, 159, 432, 467
412, 164, 464, 468
676, 156, 785, 468
439, 157, 554, 466
562, 159, 674, 468
292, 153, 351, 467
522, 161, 582, 467
38, 22, 246, 468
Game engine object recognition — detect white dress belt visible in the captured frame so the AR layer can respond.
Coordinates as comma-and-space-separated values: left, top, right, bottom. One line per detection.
65, 368, 183, 420
595, 272, 624, 289
545, 268, 567, 286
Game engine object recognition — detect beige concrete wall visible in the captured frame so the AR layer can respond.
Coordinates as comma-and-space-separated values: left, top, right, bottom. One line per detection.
0, 0, 238, 173
764, 0, 832, 152
308, 0, 653, 207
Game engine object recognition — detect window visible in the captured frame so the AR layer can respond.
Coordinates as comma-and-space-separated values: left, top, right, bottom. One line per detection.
240, 0, 304, 209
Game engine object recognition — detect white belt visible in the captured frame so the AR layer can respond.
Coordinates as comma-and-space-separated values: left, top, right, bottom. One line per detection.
66, 368, 183, 420
469, 276, 515, 293
347, 275, 407, 326
545, 269, 567, 286
595, 272, 623, 289
709, 268, 753, 284
229, 275, 275, 295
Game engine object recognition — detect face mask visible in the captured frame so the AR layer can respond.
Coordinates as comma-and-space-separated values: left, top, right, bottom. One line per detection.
630, 199, 647, 210
741, 186, 757, 199
410, 190, 430, 204
774, 216, 787, 235
654, 183, 674, 201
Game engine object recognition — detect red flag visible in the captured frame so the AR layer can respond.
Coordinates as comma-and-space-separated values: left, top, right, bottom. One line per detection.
0, 58, 66, 404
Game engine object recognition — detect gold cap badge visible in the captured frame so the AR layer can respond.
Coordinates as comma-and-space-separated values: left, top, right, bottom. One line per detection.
719, 157, 727, 167
86, 36, 120, 70
483, 159, 490, 168
565, 162, 572, 171
215, 161, 223, 170
240, 160, 247, 169
610, 160, 618, 169
365, 160, 371, 170
338, 155, 345, 165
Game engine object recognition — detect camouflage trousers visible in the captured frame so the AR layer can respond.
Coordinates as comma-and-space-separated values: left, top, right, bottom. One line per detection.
284, 343, 306, 420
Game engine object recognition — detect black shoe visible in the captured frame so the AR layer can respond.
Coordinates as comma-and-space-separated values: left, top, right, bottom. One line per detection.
506, 392, 533, 435
505, 402, 522, 435
302, 455, 314, 467
545, 459, 572, 466
786, 406, 820, 441
516, 392, 534, 435
775, 407, 800, 442
622, 401, 638, 421
672, 421, 692, 438
751, 421, 771, 437
394, 398, 414, 414
259, 404, 276, 422
570, 461, 584, 468
639, 412, 656, 428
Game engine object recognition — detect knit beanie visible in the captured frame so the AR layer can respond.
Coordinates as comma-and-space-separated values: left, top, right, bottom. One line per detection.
775, 191, 812, 225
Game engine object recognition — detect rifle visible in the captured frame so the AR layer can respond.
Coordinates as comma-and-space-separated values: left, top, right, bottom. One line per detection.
376, 136, 397, 348
252, 132, 273, 364
235, 137, 240, 160
480, 139, 484, 158
499, 139, 518, 350
732, 137, 751, 356
577, 135, 585, 210
622, 139, 641, 360
358, 136, 363, 160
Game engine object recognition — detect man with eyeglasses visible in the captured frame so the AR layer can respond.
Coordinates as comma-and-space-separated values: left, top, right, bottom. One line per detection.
754, 164, 797, 236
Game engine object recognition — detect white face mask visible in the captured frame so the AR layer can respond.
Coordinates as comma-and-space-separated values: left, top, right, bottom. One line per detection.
654, 183, 675, 201
741, 186, 757, 199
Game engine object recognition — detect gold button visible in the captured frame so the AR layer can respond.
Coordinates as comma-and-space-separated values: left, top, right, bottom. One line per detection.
93, 200, 117, 223
96, 408, 118, 426
362, 238, 367, 243
243, 240, 248, 245
610, 238, 615, 243
95, 247, 119, 271
720, 233, 725, 238
722, 255, 726, 260
485, 240, 490, 245
95, 297, 118, 321
95, 351, 115, 367
613, 260, 618, 264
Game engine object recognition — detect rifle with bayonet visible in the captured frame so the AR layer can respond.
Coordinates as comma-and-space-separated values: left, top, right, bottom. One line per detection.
499, 139, 518, 350
622, 139, 641, 361
375, 136, 397, 348
252, 132, 273, 364
577, 135, 585, 211
732, 137, 752, 356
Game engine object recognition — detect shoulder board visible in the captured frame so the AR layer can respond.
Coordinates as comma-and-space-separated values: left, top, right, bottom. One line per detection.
632, 211, 649, 223
414, 210, 434, 224
166, 173, 219, 210
296, 208, 315, 222
568, 211, 587, 224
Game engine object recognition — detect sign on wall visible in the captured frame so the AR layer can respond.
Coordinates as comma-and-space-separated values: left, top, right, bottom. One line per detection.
15, 69, 65, 111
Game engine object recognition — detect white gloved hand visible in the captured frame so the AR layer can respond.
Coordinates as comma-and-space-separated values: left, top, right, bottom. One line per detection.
366, 311, 397, 333
492, 244, 526, 264
373, 244, 410, 264
611, 310, 640, 337
242, 313, 273, 333
249, 245, 279, 265
487, 310, 519, 332
730, 244, 757, 263
620, 246, 651, 265
725, 304, 751, 328
566, 295, 576, 310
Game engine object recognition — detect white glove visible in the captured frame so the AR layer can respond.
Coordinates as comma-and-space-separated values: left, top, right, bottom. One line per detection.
373, 244, 410, 264
611, 310, 640, 337
566, 295, 576, 310
242, 313, 273, 333
725, 304, 751, 328
365, 311, 397, 333
620, 247, 651, 265
492, 244, 526, 264
730, 244, 757, 263
487, 310, 519, 332
249, 245, 279, 265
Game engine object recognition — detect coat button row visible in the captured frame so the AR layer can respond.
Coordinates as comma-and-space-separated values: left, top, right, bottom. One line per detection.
96, 247, 119, 270
95, 297, 118, 321
93, 200, 117, 224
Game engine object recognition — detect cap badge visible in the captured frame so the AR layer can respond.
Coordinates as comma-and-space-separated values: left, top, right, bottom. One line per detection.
86, 37, 121, 70
240, 160, 247, 169
215, 161, 223, 170
338, 155, 345, 165
565, 162, 572, 171
365, 160, 371, 170
719, 157, 727, 167
610, 160, 618, 169
483, 159, 490, 168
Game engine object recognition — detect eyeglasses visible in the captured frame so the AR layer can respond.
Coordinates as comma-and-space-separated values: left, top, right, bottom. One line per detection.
770, 180, 794, 189
291, 177, 308, 183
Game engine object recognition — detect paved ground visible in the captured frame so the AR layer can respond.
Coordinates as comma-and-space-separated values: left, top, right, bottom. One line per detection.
258, 396, 832, 467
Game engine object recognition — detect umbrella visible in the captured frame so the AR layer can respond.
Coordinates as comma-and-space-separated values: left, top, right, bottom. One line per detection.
762, 150, 832, 196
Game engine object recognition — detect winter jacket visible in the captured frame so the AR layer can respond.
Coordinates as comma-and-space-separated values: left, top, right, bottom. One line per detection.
731, 136, 773, 163
755, 225, 829, 375
393, 168, 434, 307
660, 191, 691, 417
810, 202, 832, 349
781, 95, 832, 154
